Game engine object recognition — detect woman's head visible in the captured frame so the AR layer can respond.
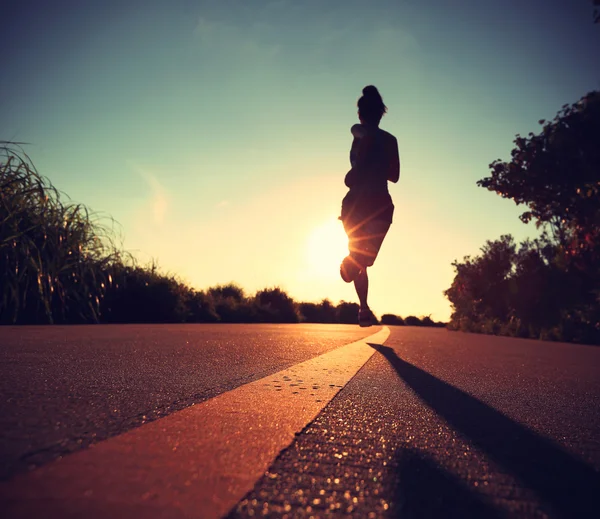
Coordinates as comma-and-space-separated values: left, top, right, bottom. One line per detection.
357, 85, 387, 125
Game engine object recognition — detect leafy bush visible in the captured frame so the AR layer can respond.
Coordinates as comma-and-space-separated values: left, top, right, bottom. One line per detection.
446, 235, 600, 344
254, 287, 300, 323
381, 314, 404, 326
208, 283, 245, 303
186, 290, 219, 323
446, 92, 600, 345
298, 302, 320, 322
298, 299, 337, 324
100, 264, 191, 323
208, 284, 259, 323
336, 301, 360, 324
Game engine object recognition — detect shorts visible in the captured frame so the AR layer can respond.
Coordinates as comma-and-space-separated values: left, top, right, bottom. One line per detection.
343, 218, 391, 268
340, 189, 394, 268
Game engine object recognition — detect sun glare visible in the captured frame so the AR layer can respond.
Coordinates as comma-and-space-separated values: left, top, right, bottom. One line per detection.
306, 218, 349, 278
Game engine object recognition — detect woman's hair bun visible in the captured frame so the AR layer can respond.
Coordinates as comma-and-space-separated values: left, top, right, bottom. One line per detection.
358, 85, 387, 123
362, 85, 381, 98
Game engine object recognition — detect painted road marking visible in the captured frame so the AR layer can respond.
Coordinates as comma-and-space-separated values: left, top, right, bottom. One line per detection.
1, 326, 390, 519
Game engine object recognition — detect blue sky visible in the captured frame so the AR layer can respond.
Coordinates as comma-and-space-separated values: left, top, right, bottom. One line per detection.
2, 0, 599, 320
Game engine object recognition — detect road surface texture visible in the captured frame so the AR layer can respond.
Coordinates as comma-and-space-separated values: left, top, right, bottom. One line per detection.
229, 327, 600, 518
0, 323, 373, 481
1, 324, 599, 518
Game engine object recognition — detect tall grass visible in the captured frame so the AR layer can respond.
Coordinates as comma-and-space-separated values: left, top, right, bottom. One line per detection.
0, 142, 121, 323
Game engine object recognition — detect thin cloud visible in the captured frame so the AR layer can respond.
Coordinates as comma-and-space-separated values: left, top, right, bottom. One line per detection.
193, 16, 280, 60
193, 10, 417, 81
129, 163, 168, 225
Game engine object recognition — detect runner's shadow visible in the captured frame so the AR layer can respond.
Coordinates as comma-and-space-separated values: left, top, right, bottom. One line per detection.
368, 343, 599, 519
393, 447, 504, 519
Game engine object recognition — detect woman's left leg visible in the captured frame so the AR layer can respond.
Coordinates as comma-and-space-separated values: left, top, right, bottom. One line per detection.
354, 268, 369, 310
341, 214, 391, 325
354, 218, 391, 325
354, 268, 374, 326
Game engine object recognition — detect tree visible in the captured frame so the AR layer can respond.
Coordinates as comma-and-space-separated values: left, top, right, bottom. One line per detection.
186, 290, 219, 323
445, 233, 600, 343
255, 287, 299, 323
381, 314, 404, 326
404, 316, 422, 327
101, 266, 190, 323
420, 315, 435, 327
477, 91, 600, 258
298, 299, 337, 323
207, 283, 259, 323
208, 283, 245, 302
317, 299, 338, 323
473, 92, 600, 342
336, 301, 361, 324
444, 235, 516, 328
299, 302, 320, 322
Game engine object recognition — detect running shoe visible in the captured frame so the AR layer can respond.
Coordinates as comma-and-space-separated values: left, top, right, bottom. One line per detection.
358, 308, 374, 327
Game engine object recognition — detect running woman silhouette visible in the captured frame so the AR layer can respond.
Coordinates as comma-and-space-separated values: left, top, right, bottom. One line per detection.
340, 86, 400, 327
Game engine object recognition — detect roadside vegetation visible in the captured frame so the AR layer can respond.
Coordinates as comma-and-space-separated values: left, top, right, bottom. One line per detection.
445, 91, 600, 345
0, 143, 122, 324
0, 142, 440, 327
380, 314, 446, 328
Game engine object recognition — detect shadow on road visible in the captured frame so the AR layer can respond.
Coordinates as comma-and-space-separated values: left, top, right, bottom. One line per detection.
393, 447, 505, 519
369, 343, 599, 519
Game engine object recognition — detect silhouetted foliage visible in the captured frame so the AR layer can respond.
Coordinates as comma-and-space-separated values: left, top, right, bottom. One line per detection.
445, 236, 599, 344
297, 302, 320, 322
316, 299, 338, 324
208, 283, 245, 303
206, 283, 261, 323
381, 314, 405, 326
404, 316, 422, 327
445, 235, 516, 326
298, 303, 320, 323
478, 91, 600, 263
0, 142, 120, 324
447, 92, 600, 345
186, 290, 220, 323
254, 287, 300, 323
420, 315, 435, 327
336, 301, 361, 324
380, 314, 445, 327
101, 265, 189, 323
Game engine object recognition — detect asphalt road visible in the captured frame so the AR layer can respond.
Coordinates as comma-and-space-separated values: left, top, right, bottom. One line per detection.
231, 327, 600, 518
0, 323, 374, 481
1, 324, 599, 518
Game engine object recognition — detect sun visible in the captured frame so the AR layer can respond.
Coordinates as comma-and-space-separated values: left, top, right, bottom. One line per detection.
306, 218, 349, 277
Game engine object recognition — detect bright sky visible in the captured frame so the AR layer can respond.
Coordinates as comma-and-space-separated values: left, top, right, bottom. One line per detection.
2, 0, 599, 321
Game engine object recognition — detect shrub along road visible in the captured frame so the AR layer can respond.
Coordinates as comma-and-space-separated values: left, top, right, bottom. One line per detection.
1, 325, 599, 518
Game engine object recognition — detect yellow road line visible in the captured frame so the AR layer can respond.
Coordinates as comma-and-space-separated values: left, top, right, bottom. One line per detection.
1, 326, 389, 519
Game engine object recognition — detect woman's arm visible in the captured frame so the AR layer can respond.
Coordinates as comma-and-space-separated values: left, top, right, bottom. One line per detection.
349, 134, 373, 177
388, 136, 400, 183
